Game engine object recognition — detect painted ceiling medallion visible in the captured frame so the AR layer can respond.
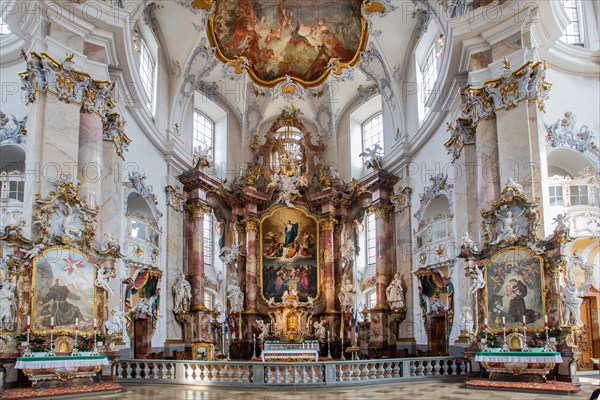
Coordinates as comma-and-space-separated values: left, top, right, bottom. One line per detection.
201, 0, 373, 88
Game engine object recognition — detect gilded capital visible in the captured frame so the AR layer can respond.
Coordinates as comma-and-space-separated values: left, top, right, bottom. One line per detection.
370, 203, 394, 221
185, 202, 210, 220
242, 216, 260, 232
319, 216, 338, 231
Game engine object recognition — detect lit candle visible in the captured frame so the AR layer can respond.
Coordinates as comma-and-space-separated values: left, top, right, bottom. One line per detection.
502, 317, 506, 327
75, 317, 79, 330
484, 317, 488, 329
522, 315, 526, 325
93, 318, 97, 331
544, 315, 548, 327
50, 317, 54, 330
27, 316, 31, 329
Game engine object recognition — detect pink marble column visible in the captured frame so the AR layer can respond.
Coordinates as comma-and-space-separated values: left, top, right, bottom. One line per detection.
243, 217, 259, 313
185, 203, 208, 311
320, 217, 337, 312
373, 204, 395, 308
78, 112, 103, 207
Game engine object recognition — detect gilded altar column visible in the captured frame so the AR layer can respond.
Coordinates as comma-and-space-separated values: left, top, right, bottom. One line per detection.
320, 216, 338, 313
242, 217, 260, 313
185, 202, 210, 311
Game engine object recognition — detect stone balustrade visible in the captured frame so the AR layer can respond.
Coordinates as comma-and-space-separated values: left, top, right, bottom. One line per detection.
113, 356, 469, 386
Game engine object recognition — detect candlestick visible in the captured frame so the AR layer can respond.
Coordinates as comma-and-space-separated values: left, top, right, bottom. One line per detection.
50, 317, 54, 330
27, 316, 31, 328
340, 331, 345, 360
522, 317, 530, 352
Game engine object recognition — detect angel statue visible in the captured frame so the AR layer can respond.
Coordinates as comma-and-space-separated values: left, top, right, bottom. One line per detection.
256, 320, 270, 342
104, 307, 126, 336
193, 145, 214, 171
467, 265, 485, 294
359, 143, 383, 171
95, 265, 114, 296
313, 320, 327, 342
492, 207, 525, 243
173, 273, 192, 314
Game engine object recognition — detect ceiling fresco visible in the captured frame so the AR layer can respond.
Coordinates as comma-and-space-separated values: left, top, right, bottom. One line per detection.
206, 0, 368, 87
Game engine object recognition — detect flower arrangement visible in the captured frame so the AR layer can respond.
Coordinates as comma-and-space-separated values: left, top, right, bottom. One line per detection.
528, 332, 546, 348
76, 336, 95, 351
215, 353, 227, 360
478, 330, 501, 348
30, 337, 49, 352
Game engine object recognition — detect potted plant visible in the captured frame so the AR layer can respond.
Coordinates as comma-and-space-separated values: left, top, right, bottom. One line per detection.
29, 337, 49, 357
548, 328, 561, 343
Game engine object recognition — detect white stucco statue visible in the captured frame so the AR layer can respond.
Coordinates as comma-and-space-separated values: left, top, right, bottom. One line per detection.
468, 265, 485, 294
493, 208, 524, 243
173, 273, 192, 314
386, 273, 405, 310
132, 298, 152, 319
313, 320, 326, 342
0, 279, 14, 329
95, 265, 114, 296
256, 320, 270, 341
338, 274, 355, 311
104, 307, 126, 336
227, 283, 244, 313
561, 281, 583, 326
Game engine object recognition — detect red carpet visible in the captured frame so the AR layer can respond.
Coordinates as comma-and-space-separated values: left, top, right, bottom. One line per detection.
0, 382, 122, 399
465, 378, 580, 394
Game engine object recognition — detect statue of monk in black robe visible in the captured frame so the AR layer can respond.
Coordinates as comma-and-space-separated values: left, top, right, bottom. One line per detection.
42, 278, 84, 326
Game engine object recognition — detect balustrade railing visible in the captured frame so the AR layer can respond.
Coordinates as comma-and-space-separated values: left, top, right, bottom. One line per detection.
113, 356, 469, 387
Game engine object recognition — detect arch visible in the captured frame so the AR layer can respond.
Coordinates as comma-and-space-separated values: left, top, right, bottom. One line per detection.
546, 147, 598, 178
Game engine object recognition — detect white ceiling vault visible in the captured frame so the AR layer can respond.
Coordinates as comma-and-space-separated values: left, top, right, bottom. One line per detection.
148, 0, 422, 140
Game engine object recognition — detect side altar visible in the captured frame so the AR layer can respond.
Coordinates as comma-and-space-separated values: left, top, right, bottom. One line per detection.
15, 356, 109, 386
474, 352, 562, 380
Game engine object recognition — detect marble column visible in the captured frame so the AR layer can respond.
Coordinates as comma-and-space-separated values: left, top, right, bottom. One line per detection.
369, 203, 395, 348
185, 202, 209, 312
77, 112, 103, 210
242, 217, 259, 314
320, 216, 338, 313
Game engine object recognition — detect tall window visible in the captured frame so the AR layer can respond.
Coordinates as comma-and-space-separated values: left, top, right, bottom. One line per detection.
366, 213, 377, 265
561, 0, 584, 46
203, 213, 213, 267
549, 186, 564, 206
204, 292, 213, 310
368, 291, 377, 309
193, 110, 214, 155
570, 185, 588, 206
139, 39, 155, 110
0, 18, 10, 35
362, 113, 384, 155
421, 46, 438, 104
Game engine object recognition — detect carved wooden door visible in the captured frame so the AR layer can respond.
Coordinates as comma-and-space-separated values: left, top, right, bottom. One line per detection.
577, 297, 595, 370
134, 318, 150, 359
428, 315, 448, 356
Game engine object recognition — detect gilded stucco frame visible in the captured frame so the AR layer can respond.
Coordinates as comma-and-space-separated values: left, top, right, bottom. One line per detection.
258, 206, 320, 304
30, 246, 98, 336
483, 246, 546, 334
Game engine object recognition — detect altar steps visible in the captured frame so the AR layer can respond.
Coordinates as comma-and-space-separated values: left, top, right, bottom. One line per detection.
465, 378, 580, 395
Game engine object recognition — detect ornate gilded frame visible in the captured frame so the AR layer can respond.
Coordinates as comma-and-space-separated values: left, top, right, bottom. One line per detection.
30, 246, 98, 336
204, 1, 369, 88
483, 246, 546, 334
192, 341, 215, 361
258, 206, 320, 304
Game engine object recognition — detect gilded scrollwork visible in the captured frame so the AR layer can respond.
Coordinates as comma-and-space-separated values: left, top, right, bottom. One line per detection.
165, 185, 188, 213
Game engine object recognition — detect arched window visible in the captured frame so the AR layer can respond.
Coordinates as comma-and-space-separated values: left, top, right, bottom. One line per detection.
561, 0, 584, 46
204, 291, 214, 311
361, 113, 384, 155
271, 126, 304, 171
193, 110, 215, 155
139, 38, 155, 111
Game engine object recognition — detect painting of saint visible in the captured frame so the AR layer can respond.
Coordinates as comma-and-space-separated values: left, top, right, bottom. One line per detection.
210, 0, 366, 85
261, 207, 318, 302
32, 247, 96, 333
485, 248, 544, 331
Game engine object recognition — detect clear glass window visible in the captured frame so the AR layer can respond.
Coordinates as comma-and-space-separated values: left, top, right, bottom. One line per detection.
8, 181, 24, 202
549, 186, 564, 206
362, 113, 384, 156
560, 0, 584, 46
570, 185, 588, 206
193, 110, 214, 155
421, 46, 438, 103
366, 213, 377, 265
203, 213, 213, 267
131, 220, 147, 240
139, 39, 155, 109
368, 291, 377, 309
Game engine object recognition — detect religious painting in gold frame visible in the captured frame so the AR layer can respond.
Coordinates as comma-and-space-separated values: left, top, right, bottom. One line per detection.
206, 0, 369, 88
31, 246, 97, 335
260, 207, 319, 303
192, 341, 214, 361
483, 247, 545, 333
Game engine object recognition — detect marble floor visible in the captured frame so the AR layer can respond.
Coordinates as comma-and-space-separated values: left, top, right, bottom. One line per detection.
70, 376, 600, 400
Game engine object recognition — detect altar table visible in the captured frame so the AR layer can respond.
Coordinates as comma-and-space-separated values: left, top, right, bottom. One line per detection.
261, 349, 319, 362
475, 352, 562, 380
15, 356, 109, 386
